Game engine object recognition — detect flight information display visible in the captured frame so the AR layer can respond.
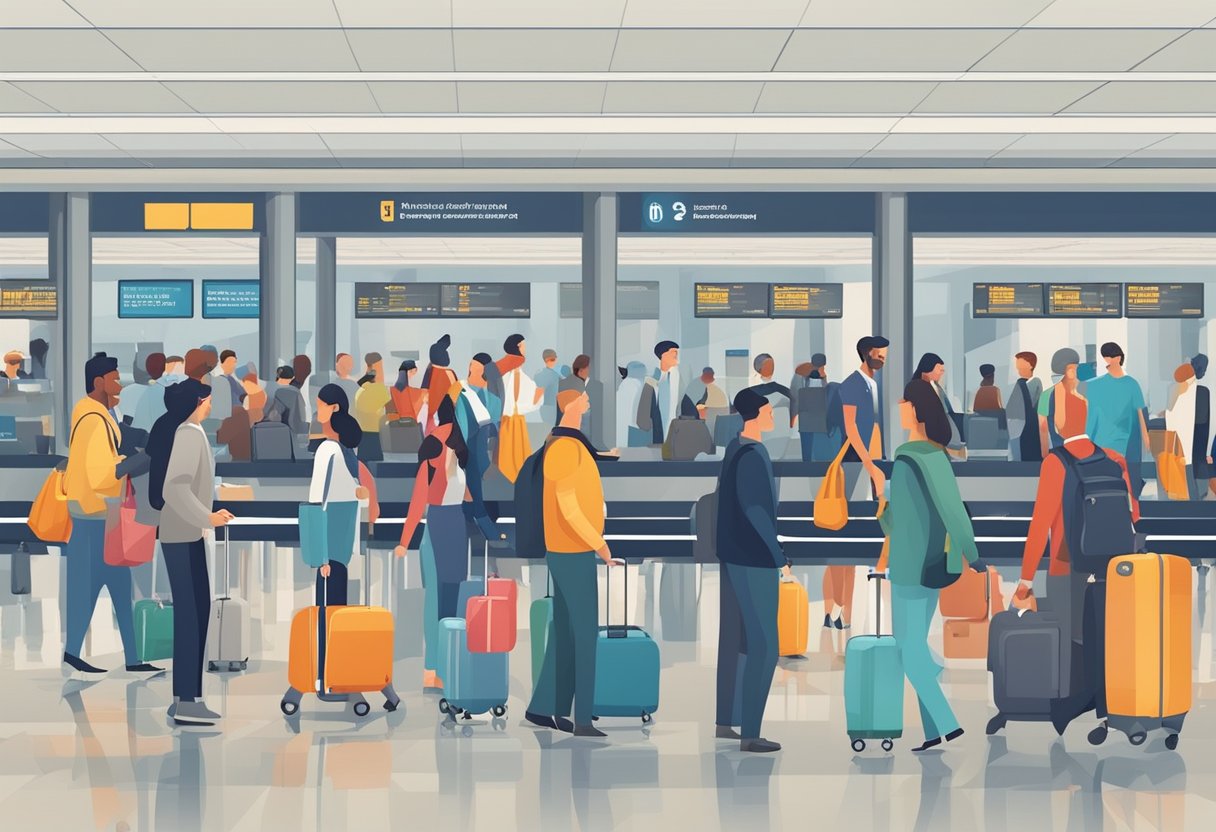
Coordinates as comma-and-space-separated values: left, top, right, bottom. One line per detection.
0, 281, 57, 319
440, 283, 530, 318
769, 283, 844, 318
1046, 283, 1122, 318
118, 280, 194, 319
354, 283, 441, 318
202, 280, 260, 319
972, 283, 1045, 317
1125, 283, 1204, 318
559, 281, 661, 320
694, 283, 768, 318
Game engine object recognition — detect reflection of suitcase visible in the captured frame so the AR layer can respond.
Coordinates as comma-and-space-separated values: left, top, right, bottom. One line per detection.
778, 578, 809, 657
1098, 553, 1192, 749
594, 562, 661, 723
659, 563, 700, 642
843, 572, 903, 751
133, 545, 174, 663
207, 526, 250, 672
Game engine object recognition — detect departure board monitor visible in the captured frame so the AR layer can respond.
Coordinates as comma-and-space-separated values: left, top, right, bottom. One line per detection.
1125, 283, 1204, 318
972, 283, 1045, 318
769, 283, 844, 318
694, 283, 768, 318
560, 281, 660, 320
354, 283, 441, 318
118, 280, 194, 319
202, 280, 260, 319
1046, 283, 1122, 318
440, 283, 530, 318
0, 281, 57, 319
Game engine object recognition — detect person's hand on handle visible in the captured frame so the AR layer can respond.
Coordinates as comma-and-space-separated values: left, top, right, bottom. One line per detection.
596, 544, 619, 567
1012, 580, 1034, 610
866, 462, 886, 498
355, 485, 369, 500
393, 545, 408, 559
781, 564, 792, 580
320, 563, 331, 578
209, 509, 234, 528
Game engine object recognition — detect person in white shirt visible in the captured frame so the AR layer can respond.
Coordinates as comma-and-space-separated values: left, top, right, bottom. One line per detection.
1165, 362, 1213, 500
310, 384, 369, 605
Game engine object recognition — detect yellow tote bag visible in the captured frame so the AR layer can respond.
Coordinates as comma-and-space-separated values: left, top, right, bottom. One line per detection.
28, 463, 72, 544
1156, 430, 1189, 501
813, 442, 851, 530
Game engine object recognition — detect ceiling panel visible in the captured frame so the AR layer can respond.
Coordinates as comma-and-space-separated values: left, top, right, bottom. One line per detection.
0, 29, 142, 71
973, 28, 1185, 71
1064, 81, 1216, 113
0, 1, 90, 26
0, 83, 57, 114
461, 134, 584, 163
733, 133, 884, 157
621, 1, 808, 28
0, 138, 37, 158
776, 29, 1011, 71
452, 0, 628, 28
102, 133, 245, 155
454, 29, 618, 71
578, 134, 736, 158
104, 29, 360, 71
1134, 31, 1216, 71
229, 133, 334, 156
1028, 0, 1216, 27
862, 134, 1022, 163
12, 81, 191, 114
995, 133, 1168, 156
603, 82, 763, 113
756, 81, 937, 114
611, 29, 792, 71
67, 0, 342, 27
366, 82, 459, 113
1125, 135, 1216, 157
320, 133, 462, 157
801, 0, 1051, 27
334, 0, 454, 28
456, 82, 606, 113
914, 81, 1101, 114
5, 133, 130, 157
165, 81, 380, 113
343, 29, 455, 71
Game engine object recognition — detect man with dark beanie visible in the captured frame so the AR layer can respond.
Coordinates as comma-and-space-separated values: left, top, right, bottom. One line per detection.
714, 388, 789, 753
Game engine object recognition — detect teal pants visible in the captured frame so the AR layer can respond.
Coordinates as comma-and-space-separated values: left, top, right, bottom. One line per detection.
890, 582, 960, 740
528, 551, 599, 725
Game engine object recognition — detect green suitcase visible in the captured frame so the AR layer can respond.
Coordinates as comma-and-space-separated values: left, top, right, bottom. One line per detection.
134, 547, 173, 663
529, 571, 553, 688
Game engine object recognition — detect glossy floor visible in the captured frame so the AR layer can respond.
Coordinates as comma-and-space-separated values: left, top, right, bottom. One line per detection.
0, 554, 1214, 832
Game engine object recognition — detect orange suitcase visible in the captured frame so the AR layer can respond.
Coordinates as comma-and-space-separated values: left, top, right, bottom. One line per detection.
938, 565, 991, 620
943, 618, 989, 659
778, 579, 809, 657
1101, 553, 1192, 749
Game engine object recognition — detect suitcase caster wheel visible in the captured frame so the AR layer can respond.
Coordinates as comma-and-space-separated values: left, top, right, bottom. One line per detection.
280, 700, 298, 717
851, 739, 865, 753
491, 706, 507, 718
384, 699, 399, 713
1129, 732, 1147, 747
353, 701, 371, 718
641, 713, 652, 725
881, 739, 894, 753
493, 718, 507, 732
1087, 725, 1108, 746
438, 698, 451, 715
1166, 734, 1180, 751
461, 711, 473, 721
461, 725, 474, 738
986, 716, 1006, 736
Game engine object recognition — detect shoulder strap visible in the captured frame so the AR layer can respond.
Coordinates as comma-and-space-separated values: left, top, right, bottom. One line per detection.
70, 410, 118, 455
320, 445, 336, 508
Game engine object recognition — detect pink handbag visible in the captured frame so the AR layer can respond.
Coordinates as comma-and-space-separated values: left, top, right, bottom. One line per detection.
104, 479, 156, 567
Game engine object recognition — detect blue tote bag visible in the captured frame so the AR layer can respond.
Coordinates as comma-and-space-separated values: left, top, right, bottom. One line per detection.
299, 449, 360, 568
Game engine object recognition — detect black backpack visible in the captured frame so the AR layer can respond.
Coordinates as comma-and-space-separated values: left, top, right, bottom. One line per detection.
513, 440, 551, 559
1054, 446, 1136, 574
796, 385, 830, 433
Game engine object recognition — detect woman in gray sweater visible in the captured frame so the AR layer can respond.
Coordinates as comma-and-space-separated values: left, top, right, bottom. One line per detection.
149, 378, 233, 727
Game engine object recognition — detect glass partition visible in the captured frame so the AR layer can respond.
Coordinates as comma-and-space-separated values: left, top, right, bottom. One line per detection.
0, 236, 55, 453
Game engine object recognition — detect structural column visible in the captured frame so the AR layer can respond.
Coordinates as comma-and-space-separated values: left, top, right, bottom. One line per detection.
874, 193, 912, 454
49, 193, 90, 450
314, 236, 337, 377
260, 192, 297, 377
582, 192, 617, 449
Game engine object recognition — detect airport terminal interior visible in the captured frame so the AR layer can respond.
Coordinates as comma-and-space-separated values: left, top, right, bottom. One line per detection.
7, 3, 1216, 831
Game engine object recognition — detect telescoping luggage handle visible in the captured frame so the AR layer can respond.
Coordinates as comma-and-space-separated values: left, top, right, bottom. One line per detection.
866, 570, 886, 637
603, 556, 630, 638
316, 507, 377, 693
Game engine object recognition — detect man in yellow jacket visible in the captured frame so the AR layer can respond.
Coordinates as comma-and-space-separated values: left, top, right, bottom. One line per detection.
62, 352, 161, 678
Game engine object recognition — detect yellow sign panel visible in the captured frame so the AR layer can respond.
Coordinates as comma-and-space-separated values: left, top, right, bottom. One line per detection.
190, 202, 254, 230
144, 203, 190, 230
380, 200, 395, 222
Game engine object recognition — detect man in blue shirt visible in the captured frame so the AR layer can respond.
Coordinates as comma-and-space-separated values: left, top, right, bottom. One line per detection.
715, 388, 790, 753
1086, 342, 1150, 465
838, 335, 890, 499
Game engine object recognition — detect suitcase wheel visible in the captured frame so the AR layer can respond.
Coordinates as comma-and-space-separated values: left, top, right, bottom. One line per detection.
438, 698, 451, 715
1166, 734, 1180, 751
1128, 731, 1147, 747
462, 725, 474, 738
491, 705, 507, 718
851, 739, 865, 753
384, 699, 399, 713
1087, 723, 1108, 746
985, 715, 1007, 736
881, 739, 894, 753
641, 712, 652, 725
353, 700, 371, 718
280, 699, 299, 716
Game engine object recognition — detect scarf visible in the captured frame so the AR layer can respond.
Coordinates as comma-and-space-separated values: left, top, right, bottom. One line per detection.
496, 353, 526, 377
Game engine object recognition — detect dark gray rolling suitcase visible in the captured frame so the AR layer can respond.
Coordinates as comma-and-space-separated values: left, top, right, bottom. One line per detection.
986, 604, 1068, 734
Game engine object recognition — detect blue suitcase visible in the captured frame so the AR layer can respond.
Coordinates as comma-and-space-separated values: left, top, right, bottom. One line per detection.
843, 572, 904, 752
437, 618, 510, 720
594, 561, 661, 723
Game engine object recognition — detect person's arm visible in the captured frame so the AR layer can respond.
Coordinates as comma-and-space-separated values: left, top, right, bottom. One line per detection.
358, 461, 380, 525
163, 430, 215, 530
1109, 451, 1141, 524
77, 415, 121, 514
920, 458, 977, 571
548, 442, 607, 553
842, 393, 884, 494
734, 450, 785, 569
1019, 455, 1062, 587
396, 464, 430, 553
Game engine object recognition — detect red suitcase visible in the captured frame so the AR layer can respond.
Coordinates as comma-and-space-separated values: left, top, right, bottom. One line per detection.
466, 542, 518, 653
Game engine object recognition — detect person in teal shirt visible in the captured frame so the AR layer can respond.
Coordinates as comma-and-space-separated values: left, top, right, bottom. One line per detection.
1085, 342, 1149, 461
878, 378, 979, 753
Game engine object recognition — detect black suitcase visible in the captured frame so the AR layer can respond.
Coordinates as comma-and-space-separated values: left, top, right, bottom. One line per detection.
986, 606, 1068, 734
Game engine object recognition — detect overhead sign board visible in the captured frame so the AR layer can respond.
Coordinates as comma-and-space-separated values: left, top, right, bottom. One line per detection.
299, 193, 583, 234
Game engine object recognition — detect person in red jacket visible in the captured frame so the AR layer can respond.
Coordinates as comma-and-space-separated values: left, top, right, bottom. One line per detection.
1014, 382, 1140, 734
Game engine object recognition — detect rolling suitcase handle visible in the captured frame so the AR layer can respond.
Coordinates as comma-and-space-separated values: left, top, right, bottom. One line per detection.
866, 571, 886, 637
603, 557, 630, 639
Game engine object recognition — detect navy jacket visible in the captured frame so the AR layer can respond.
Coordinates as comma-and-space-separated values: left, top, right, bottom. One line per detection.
715, 438, 784, 569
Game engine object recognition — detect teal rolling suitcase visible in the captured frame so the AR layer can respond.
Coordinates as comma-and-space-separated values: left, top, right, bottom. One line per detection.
134, 546, 173, 663
843, 572, 904, 752
530, 570, 553, 688
594, 560, 660, 723
437, 618, 509, 720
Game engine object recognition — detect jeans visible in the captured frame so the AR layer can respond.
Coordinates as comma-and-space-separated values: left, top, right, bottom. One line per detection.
717, 562, 779, 740
529, 551, 599, 725
419, 530, 439, 673
429, 504, 469, 620
891, 582, 960, 740
463, 430, 501, 540
162, 539, 211, 700
64, 516, 138, 665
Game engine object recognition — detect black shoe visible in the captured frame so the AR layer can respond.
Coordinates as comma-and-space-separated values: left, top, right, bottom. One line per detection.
574, 724, 607, 738
911, 737, 942, 753
525, 711, 558, 730
740, 738, 781, 753
554, 717, 575, 734
823, 614, 834, 629
944, 728, 964, 743
63, 653, 106, 676
716, 726, 742, 740
833, 617, 844, 630
125, 663, 165, 675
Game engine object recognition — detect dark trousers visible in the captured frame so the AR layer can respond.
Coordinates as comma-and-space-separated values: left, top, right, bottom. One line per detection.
463, 430, 501, 540
717, 562, 779, 740
430, 504, 469, 620
315, 560, 349, 607
1052, 579, 1108, 725
529, 551, 599, 724
162, 539, 211, 701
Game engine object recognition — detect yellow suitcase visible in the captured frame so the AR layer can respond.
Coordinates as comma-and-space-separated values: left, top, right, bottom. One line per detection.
778, 579, 809, 657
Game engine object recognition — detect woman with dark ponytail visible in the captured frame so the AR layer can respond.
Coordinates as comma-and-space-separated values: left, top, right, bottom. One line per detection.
310, 384, 370, 605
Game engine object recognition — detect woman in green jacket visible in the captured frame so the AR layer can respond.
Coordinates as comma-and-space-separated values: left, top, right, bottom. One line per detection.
878, 377, 979, 752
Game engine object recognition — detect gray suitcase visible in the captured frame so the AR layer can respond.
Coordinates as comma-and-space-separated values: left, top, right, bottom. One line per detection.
251, 419, 295, 461
986, 605, 1067, 734
207, 526, 251, 673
